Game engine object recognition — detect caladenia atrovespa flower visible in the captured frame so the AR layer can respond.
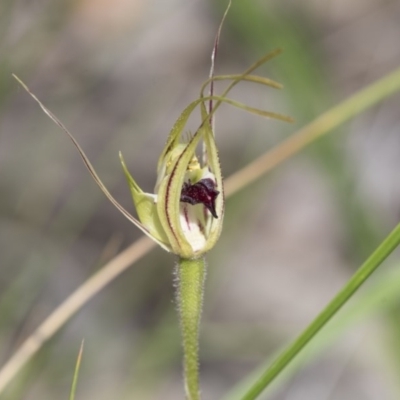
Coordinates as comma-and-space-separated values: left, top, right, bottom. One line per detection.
119, 102, 224, 260
13, 5, 292, 398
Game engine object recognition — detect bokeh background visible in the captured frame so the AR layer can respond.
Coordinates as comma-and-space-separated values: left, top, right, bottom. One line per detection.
1, 0, 400, 399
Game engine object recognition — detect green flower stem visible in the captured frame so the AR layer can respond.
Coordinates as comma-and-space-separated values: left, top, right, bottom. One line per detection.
176, 257, 207, 400
240, 222, 400, 400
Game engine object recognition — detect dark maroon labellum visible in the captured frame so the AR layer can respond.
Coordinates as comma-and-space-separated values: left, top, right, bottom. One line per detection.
180, 178, 219, 218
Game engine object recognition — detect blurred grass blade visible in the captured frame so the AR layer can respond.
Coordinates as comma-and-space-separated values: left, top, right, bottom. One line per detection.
238, 222, 400, 400
69, 340, 84, 400
0, 236, 155, 395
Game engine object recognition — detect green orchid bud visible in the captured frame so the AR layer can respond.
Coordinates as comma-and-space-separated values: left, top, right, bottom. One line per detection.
120, 99, 224, 259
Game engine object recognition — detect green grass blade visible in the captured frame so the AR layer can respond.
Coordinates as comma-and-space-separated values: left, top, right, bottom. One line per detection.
223, 264, 400, 400
239, 222, 400, 400
69, 340, 84, 400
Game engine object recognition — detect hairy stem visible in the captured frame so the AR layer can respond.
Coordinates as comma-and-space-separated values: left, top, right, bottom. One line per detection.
176, 257, 206, 400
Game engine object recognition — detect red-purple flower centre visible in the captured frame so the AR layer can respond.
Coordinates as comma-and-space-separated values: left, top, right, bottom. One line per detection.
180, 178, 219, 218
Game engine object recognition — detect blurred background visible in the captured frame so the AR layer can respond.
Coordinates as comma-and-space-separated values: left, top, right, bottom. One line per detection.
1, 0, 400, 399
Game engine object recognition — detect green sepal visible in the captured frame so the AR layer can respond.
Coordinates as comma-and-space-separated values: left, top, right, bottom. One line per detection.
157, 99, 203, 174
199, 101, 224, 250
119, 152, 170, 247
